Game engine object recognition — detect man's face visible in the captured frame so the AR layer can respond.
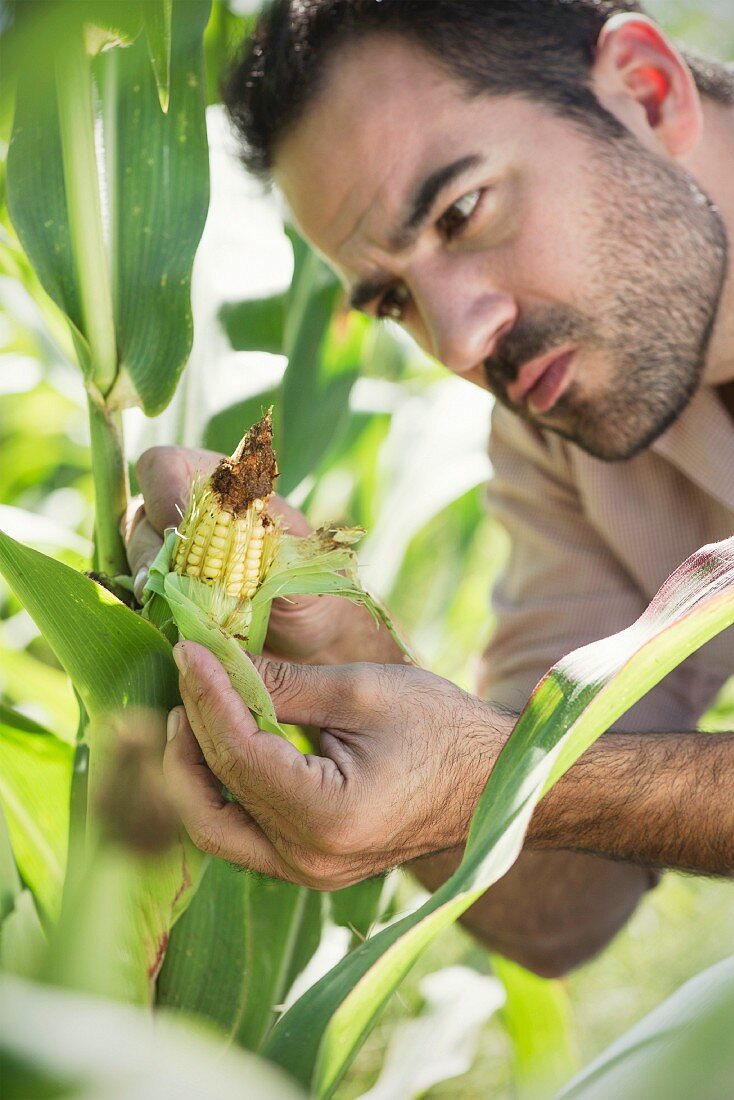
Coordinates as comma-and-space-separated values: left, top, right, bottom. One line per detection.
275, 37, 727, 461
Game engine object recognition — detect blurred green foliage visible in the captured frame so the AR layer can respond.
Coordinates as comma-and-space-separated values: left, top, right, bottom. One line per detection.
1, 0, 733, 1097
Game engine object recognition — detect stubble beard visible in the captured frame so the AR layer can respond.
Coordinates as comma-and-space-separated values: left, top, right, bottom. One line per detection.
486, 129, 729, 462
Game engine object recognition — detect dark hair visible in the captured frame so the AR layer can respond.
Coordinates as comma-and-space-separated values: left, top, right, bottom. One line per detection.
223, 0, 734, 180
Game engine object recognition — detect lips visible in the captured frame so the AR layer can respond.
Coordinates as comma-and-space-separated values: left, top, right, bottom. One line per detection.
506, 348, 575, 415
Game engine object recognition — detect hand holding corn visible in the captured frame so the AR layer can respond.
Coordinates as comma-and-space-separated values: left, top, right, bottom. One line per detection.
164, 640, 506, 888
126, 414, 506, 885
126, 441, 402, 667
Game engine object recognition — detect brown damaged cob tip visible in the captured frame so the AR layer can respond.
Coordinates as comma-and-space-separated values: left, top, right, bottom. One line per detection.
172, 410, 281, 600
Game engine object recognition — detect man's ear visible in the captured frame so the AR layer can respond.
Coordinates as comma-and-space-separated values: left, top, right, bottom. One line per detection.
592, 13, 703, 157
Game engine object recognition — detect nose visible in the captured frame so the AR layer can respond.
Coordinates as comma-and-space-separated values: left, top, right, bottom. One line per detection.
411, 261, 518, 377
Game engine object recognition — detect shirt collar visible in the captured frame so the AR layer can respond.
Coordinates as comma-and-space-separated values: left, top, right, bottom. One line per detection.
652, 384, 734, 511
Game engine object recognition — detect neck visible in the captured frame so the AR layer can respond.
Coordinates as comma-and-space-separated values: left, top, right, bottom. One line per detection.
682, 95, 734, 387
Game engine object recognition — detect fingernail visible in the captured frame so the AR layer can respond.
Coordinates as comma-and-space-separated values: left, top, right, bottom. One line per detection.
134, 567, 148, 599
172, 644, 188, 675
166, 709, 180, 742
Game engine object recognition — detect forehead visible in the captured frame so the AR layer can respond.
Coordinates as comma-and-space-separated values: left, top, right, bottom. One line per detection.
273, 36, 544, 268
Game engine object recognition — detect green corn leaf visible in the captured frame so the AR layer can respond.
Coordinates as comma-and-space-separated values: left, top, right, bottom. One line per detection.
142, 0, 173, 113
160, 860, 324, 1054
0, 973, 308, 1100
235, 881, 322, 1052
264, 538, 734, 1097
0, 798, 22, 923
556, 954, 734, 1100
0, 704, 73, 921
0, 530, 179, 722
163, 572, 286, 736
6, 0, 210, 412
6, 47, 90, 375
45, 839, 167, 1005
99, 0, 210, 413
157, 857, 248, 1029
158, 856, 323, 1053
491, 953, 578, 1100
219, 293, 288, 355
0, 528, 201, 1002
0, 785, 46, 980
279, 231, 358, 495
202, 0, 256, 107
329, 876, 390, 945
79, 2, 146, 53
204, 389, 281, 454
0, 889, 46, 979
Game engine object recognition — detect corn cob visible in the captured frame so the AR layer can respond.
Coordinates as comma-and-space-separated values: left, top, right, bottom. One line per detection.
172, 412, 280, 600
145, 409, 414, 714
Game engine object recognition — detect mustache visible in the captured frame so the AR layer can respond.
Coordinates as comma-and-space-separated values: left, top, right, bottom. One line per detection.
484, 308, 594, 391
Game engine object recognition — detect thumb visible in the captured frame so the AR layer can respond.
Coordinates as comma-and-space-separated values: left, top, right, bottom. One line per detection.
249, 654, 371, 729
136, 445, 222, 533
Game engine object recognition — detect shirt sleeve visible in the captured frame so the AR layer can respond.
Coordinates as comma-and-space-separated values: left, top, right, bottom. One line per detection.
478, 404, 697, 733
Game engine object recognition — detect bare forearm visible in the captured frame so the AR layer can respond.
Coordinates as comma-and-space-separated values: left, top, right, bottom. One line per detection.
413, 725, 732, 974
529, 732, 734, 875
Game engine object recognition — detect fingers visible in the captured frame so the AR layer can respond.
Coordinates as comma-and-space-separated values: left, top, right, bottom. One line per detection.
247, 650, 377, 728
127, 446, 221, 598
171, 642, 346, 826
172, 641, 262, 765
135, 446, 222, 533
269, 493, 311, 536
128, 451, 311, 605
126, 516, 164, 598
163, 705, 292, 878
120, 496, 146, 543
164, 704, 372, 889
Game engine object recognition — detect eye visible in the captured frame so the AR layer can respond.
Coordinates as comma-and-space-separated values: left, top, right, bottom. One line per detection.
436, 188, 483, 240
376, 282, 410, 322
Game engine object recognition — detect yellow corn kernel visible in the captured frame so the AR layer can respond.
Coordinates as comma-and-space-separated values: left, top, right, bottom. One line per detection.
172, 412, 279, 601
174, 493, 269, 598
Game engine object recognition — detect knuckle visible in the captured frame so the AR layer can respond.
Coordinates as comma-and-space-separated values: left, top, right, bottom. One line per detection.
294, 851, 343, 891
191, 821, 226, 858
136, 447, 202, 526
312, 807, 364, 858
260, 658, 298, 698
318, 823, 355, 858
135, 446, 172, 484
341, 664, 393, 716
215, 742, 241, 783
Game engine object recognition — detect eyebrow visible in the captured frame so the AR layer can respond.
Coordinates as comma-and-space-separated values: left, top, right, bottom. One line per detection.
347, 153, 483, 313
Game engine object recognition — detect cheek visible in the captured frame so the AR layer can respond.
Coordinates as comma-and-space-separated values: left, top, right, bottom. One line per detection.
508, 165, 600, 307
510, 200, 598, 305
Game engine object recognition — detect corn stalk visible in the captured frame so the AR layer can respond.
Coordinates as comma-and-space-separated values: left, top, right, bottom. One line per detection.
54, 33, 128, 578
15, 18, 127, 578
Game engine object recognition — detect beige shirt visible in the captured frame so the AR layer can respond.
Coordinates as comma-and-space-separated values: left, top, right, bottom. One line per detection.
479, 384, 734, 733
